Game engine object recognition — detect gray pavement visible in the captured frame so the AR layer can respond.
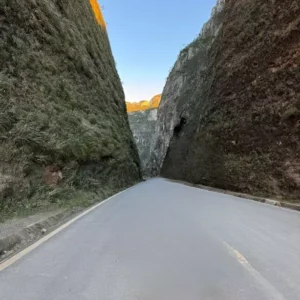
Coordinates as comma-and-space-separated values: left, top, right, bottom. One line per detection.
0, 178, 299, 300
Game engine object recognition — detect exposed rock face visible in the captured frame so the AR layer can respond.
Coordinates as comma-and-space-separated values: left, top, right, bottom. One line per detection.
151, 0, 300, 200
0, 0, 141, 212
148, 0, 225, 176
128, 109, 158, 176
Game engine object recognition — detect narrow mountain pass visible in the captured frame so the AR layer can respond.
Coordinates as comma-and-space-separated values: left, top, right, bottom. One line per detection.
0, 179, 299, 300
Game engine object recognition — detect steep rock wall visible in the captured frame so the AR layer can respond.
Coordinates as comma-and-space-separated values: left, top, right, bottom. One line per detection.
153, 0, 300, 200
128, 109, 158, 176
0, 0, 141, 213
148, 0, 225, 176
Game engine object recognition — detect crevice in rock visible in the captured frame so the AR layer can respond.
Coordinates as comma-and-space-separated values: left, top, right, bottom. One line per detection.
174, 117, 187, 137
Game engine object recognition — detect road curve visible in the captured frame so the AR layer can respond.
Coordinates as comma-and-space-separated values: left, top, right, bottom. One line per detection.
0, 178, 299, 300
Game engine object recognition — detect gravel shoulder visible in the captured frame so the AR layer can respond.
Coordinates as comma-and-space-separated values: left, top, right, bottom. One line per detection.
0, 209, 79, 262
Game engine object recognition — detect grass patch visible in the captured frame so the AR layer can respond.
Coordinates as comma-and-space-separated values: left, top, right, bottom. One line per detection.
0, 0, 141, 220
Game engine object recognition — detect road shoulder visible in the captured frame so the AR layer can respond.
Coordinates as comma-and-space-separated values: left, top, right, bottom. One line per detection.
165, 178, 300, 212
0, 209, 79, 262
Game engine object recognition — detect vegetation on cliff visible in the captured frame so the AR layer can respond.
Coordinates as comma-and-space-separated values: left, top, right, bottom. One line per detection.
89, 0, 106, 28
0, 0, 141, 220
159, 0, 300, 201
126, 94, 161, 112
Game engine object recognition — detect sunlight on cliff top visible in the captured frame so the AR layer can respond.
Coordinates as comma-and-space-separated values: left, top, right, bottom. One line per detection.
89, 0, 106, 28
126, 94, 162, 112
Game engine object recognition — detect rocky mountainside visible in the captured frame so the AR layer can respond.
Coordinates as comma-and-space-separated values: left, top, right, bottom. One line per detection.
128, 109, 158, 176
150, 0, 300, 200
0, 0, 141, 217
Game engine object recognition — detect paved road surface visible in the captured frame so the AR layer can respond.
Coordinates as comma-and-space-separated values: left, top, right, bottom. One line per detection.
0, 179, 300, 300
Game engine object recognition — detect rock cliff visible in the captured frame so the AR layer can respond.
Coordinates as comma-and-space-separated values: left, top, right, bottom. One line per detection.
0, 0, 141, 216
148, 0, 225, 176
128, 109, 158, 176
150, 0, 300, 200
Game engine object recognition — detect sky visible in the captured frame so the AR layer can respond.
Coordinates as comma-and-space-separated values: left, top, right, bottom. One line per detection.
99, 0, 217, 102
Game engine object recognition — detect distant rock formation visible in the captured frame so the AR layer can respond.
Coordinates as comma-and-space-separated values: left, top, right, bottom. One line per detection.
128, 109, 158, 176
126, 94, 161, 112
0, 0, 141, 213
150, 0, 300, 200
126, 94, 161, 175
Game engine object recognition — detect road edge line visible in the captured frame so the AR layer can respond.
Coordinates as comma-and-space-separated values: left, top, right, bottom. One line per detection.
0, 184, 136, 272
164, 178, 300, 212
223, 241, 286, 300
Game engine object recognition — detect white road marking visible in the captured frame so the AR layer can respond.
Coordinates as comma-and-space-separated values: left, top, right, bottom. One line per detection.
223, 241, 286, 300
0, 185, 136, 272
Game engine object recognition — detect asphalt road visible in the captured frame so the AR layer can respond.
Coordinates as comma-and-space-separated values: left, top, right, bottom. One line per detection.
0, 178, 300, 300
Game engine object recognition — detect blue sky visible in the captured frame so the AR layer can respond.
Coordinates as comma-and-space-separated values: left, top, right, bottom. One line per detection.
99, 0, 216, 102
